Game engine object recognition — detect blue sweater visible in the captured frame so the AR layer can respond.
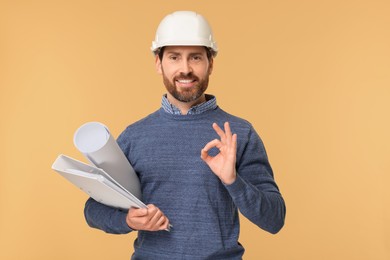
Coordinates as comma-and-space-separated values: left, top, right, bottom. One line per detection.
84, 106, 285, 259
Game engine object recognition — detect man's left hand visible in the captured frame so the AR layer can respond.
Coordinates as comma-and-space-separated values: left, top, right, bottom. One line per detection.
201, 122, 237, 185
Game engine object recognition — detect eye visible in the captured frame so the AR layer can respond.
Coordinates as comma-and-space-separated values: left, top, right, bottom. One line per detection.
191, 55, 202, 61
168, 55, 179, 61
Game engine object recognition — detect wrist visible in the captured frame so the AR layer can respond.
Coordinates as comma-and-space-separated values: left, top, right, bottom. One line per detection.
221, 170, 237, 185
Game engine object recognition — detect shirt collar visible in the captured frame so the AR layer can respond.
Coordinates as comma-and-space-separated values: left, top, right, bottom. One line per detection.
161, 94, 217, 115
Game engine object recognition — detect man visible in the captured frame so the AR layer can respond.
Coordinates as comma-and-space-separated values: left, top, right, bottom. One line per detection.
84, 11, 286, 259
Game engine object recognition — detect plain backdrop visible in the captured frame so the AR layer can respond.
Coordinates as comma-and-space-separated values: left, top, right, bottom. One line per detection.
1, 1, 389, 259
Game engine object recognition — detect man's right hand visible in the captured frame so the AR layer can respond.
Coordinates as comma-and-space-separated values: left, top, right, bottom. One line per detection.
126, 204, 170, 231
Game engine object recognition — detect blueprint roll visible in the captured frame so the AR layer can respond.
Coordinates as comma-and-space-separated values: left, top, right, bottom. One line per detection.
73, 122, 142, 200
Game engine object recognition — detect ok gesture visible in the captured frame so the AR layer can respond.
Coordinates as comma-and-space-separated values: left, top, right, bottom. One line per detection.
201, 122, 237, 185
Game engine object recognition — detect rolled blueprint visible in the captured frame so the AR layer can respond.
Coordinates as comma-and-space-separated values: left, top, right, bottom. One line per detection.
73, 122, 142, 200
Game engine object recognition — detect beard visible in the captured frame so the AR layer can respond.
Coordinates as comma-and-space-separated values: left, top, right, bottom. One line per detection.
162, 69, 210, 103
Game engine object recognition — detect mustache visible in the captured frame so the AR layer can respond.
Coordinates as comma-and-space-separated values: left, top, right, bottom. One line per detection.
174, 72, 199, 81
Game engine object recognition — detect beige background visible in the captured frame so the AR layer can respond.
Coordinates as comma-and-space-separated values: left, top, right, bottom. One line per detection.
1, 0, 389, 259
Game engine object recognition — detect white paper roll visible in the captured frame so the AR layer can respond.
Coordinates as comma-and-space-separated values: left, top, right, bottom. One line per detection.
74, 122, 142, 200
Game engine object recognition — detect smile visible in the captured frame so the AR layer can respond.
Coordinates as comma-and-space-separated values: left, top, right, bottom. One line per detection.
175, 79, 197, 87
176, 79, 195, 83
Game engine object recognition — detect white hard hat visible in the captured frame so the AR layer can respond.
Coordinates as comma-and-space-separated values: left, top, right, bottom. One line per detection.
151, 11, 218, 56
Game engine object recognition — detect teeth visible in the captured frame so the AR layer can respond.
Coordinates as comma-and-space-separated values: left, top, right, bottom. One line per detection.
177, 79, 193, 83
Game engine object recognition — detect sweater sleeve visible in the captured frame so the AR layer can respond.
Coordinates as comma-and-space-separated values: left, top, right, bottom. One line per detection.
83, 129, 134, 234
224, 126, 286, 234
84, 197, 133, 234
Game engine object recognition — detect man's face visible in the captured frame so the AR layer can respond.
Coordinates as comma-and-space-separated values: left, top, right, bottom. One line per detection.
156, 46, 213, 103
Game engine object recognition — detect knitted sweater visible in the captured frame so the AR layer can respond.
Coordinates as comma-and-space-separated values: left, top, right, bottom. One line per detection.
84, 106, 285, 259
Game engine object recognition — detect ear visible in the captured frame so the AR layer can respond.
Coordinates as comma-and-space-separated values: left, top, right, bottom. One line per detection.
155, 55, 162, 74
208, 58, 214, 75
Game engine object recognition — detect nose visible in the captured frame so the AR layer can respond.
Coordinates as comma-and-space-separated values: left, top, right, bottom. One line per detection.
179, 60, 193, 75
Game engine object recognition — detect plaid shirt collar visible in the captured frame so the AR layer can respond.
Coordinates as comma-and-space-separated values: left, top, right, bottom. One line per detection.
161, 94, 217, 115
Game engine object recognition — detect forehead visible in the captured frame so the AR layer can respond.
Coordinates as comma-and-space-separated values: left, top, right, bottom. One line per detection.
164, 46, 207, 55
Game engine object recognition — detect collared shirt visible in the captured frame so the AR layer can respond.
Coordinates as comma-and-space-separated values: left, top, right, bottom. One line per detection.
161, 94, 217, 115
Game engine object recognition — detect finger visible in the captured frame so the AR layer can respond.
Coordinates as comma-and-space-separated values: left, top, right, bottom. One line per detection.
212, 123, 226, 141
224, 122, 232, 145
149, 208, 163, 226
232, 133, 238, 152
145, 204, 159, 222
201, 139, 222, 163
148, 208, 170, 231
201, 148, 211, 163
160, 218, 171, 231
202, 139, 222, 152
128, 207, 148, 218
232, 134, 237, 151
224, 122, 232, 137
155, 214, 169, 229
126, 207, 149, 230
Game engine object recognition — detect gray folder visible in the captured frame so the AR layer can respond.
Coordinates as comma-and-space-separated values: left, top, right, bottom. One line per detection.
52, 154, 146, 210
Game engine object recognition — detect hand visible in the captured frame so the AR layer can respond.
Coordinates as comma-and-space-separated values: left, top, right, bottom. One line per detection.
201, 122, 237, 185
126, 204, 170, 231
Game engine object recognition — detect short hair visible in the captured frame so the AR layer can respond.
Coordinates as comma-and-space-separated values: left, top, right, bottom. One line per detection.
156, 47, 214, 61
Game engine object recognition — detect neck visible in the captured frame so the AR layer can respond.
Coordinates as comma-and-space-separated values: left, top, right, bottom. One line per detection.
166, 94, 206, 115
